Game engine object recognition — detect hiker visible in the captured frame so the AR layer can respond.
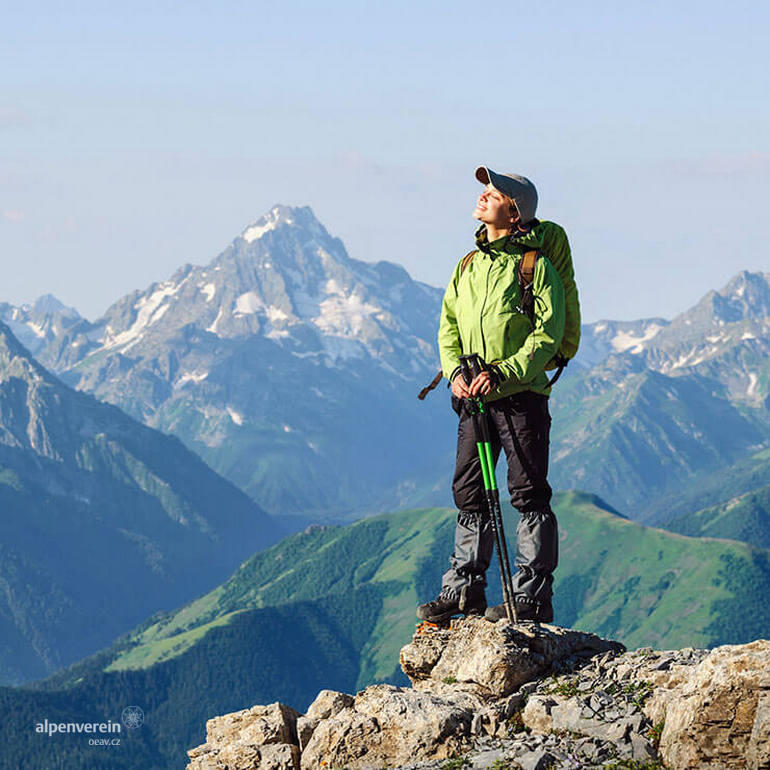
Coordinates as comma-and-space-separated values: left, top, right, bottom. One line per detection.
417, 167, 567, 625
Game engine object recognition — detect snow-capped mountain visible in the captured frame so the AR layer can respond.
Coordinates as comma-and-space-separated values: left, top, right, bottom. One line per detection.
45, 205, 439, 376
550, 270, 770, 518
576, 317, 670, 370
578, 271, 770, 404
38, 205, 452, 519
31, 206, 770, 524
0, 294, 81, 357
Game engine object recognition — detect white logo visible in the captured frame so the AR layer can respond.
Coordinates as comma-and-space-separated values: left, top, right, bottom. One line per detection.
121, 706, 144, 730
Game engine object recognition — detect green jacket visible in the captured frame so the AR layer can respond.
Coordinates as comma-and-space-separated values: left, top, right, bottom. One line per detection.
438, 227, 566, 399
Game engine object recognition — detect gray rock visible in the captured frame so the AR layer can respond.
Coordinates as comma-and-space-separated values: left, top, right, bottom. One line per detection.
304, 689, 354, 721
522, 694, 558, 733
187, 702, 300, 770
516, 749, 555, 770
300, 684, 475, 768
294, 716, 317, 752
469, 747, 506, 768
630, 732, 657, 761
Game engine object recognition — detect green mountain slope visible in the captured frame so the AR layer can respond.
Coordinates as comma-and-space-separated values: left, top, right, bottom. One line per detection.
649, 446, 770, 525
0, 321, 281, 685
4, 492, 770, 768
663, 479, 770, 548
549, 358, 765, 517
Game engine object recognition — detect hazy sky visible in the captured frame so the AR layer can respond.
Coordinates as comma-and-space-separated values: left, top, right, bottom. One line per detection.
2, 0, 768, 323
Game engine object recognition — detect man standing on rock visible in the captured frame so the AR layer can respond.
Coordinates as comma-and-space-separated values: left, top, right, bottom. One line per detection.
417, 167, 566, 625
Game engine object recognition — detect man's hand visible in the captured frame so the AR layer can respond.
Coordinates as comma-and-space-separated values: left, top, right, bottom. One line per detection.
469, 370, 496, 396
451, 375, 471, 399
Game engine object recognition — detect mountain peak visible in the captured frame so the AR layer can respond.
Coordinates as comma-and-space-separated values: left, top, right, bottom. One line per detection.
704, 269, 770, 323
31, 294, 79, 317
240, 204, 325, 244
0, 320, 58, 389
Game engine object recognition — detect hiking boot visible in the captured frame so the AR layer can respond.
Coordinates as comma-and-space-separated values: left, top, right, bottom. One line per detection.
484, 594, 553, 623
416, 584, 487, 624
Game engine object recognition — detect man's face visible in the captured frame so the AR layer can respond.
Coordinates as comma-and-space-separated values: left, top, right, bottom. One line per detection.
473, 184, 517, 228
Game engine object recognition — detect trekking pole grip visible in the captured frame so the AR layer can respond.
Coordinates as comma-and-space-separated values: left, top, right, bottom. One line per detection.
459, 356, 474, 387
467, 353, 486, 380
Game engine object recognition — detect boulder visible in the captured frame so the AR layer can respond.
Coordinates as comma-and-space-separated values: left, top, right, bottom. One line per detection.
644, 639, 770, 769
187, 702, 300, 770
300, 684, 475, 768
401, 616, 623, 699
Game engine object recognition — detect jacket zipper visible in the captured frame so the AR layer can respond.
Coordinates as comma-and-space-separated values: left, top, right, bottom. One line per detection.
478, 257, 492, 362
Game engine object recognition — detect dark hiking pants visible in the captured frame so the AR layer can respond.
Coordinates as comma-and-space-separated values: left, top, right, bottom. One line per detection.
441, 391, 558, 605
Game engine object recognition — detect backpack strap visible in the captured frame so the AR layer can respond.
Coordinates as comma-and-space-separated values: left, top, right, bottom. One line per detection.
418, 370, 444, 400
518, 249, 538, 285
517, 249, 539, 326
459, 250, 476, 275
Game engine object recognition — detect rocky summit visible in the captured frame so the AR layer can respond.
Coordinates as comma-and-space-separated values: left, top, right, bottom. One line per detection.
185, 618, 770, 769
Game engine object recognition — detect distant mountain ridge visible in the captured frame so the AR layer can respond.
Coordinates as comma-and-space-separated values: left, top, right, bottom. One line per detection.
9, 211, 770, 527
579, 270, 770, 405
0, 294, 81, 358
552, 269, 770, 519
32, 205, 452, 520
0, 321, 279, 684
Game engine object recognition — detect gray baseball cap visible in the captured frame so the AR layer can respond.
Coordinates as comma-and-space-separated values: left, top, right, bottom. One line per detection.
475, 166, 538, 224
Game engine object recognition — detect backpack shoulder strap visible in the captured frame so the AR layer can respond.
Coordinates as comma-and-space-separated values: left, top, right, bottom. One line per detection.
459, 250, 476, 275
518, 249, 539, 286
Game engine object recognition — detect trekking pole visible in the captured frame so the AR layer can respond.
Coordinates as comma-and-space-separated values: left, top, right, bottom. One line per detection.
459, 354, 518, 624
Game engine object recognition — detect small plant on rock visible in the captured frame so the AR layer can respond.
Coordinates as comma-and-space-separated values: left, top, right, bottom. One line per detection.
648, 719, 665, 751
623, 680, 653, 709
545, 675, 580, 698
440, 756, 470, 770
507, 708, 530, 734
442, 675, 458, 684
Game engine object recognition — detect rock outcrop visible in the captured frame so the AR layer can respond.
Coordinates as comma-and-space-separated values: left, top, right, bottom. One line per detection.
186, 619, 770, 769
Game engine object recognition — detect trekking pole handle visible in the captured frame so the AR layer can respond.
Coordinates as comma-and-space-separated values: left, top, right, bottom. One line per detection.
458, 356, 474, 387
459, 353, 486, 386
467, 354, 485, 380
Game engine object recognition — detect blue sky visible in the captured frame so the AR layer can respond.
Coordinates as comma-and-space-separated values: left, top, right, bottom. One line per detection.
2, 0, 768, 322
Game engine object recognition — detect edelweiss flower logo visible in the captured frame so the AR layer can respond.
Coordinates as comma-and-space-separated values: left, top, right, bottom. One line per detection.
121, 706, 144, 730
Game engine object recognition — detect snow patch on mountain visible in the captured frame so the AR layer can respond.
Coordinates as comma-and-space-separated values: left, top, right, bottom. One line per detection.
611, 323, 664, 354
266, 306, 289, 324
27, 322, 47, 339
242, 222, 277, 243
226, 407, 243, 426
201, 283, 216, 302
235, 292, 262, 315
176, 371, 209, 388
207, 307, 225, 335
314, 283, 380, 338
241, 206, 299, 243
103, 283, 179, 351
